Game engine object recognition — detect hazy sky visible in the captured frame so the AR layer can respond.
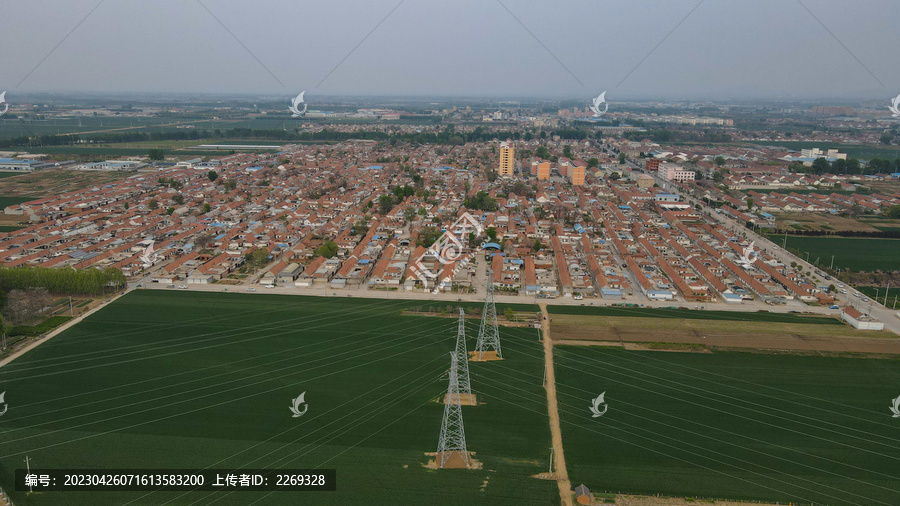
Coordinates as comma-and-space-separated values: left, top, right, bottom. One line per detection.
2, 0, 898, 100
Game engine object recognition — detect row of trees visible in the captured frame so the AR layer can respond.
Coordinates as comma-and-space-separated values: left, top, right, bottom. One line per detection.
795, 157, 900, 175
0, 266, 126, 296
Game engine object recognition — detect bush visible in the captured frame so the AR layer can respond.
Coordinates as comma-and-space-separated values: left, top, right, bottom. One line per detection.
8, 316, 72, 337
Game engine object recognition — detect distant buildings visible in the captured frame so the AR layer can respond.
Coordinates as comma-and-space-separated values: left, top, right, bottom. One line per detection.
498, 141, 515, 176
800, 148, 846, 161
0, 158, 44, 172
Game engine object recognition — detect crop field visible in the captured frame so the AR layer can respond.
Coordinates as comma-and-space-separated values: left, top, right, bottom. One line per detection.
775, 235, 900, 272
0, 291, 555, 505
554, 346, 900, 505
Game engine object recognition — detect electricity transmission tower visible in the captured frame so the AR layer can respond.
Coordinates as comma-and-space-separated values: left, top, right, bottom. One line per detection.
455, 308, 472, 395
437, 352, 469, 468
475, 268, 502, 360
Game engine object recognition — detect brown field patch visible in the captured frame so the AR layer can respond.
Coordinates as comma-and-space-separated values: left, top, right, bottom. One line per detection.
551, 314, 900, 355
774, 212, 881, 232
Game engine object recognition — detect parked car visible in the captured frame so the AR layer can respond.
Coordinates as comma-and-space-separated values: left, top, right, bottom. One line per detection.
829, 305, 840, 309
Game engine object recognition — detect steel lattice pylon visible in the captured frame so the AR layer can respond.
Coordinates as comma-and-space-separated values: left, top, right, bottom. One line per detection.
437, 352, 469, 468
475, 268, 502, 360
455, 308, 472, 394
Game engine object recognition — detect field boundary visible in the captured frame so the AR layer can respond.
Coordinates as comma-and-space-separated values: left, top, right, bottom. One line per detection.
540, 303, 572, 506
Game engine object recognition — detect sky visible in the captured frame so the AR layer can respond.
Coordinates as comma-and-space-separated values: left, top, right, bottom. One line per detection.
2, 0, 898, 100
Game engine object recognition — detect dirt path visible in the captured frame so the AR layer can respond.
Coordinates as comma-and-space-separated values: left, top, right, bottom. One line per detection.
540, 303, 572, 506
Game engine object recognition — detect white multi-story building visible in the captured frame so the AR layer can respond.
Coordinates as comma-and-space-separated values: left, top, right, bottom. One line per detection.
660, 164, 695, 183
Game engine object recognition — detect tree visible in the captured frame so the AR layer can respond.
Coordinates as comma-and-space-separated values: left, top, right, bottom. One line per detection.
714, 156, 725, 167
416, 227, 442, 247
171, 194, 185, 205
535, 146, 551, 159
504, 307, 515, 320
618, 153, 626, 164
195, 233, 214, 249
5, 288, 53, 324
245, 248, 271, 267
533, 239, 543, 251
746, 197, 754, 210
314, 240, 338, 259
609, 172, 621, 181
351, 220, 369, 236
201, 202, 211, 213
811, 157, 830, 174
165, 207, 175, 215
485, 227, 498, 242
148, 149, 164, 161
828, 284, 837, 293
378, 195, 395, 215
148, 199, 159, 210
207, 170, 218, 182
223, 179, 237, 191
587, 157, 599, 168
465, 191, 497, 211
886, 204, 900, 219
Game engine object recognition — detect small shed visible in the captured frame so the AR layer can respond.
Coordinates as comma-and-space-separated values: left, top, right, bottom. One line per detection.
575, 484, 592, 505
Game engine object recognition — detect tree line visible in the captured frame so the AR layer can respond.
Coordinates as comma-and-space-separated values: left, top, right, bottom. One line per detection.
0, 266, 127, 296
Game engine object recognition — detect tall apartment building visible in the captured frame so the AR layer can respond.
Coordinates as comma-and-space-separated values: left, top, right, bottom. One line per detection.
531, 159, 551, 180
498, 142, 515, 176
560, 158, 586, 186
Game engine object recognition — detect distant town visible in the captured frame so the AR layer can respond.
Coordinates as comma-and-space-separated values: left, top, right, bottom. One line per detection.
1, 96, 899, 336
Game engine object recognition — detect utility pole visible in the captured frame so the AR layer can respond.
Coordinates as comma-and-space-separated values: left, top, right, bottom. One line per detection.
883, 283, 889, 307
475, 268, 502, 360
69, 296, 73, 316
24, 456, 32, 492
830, 255, 834, 270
